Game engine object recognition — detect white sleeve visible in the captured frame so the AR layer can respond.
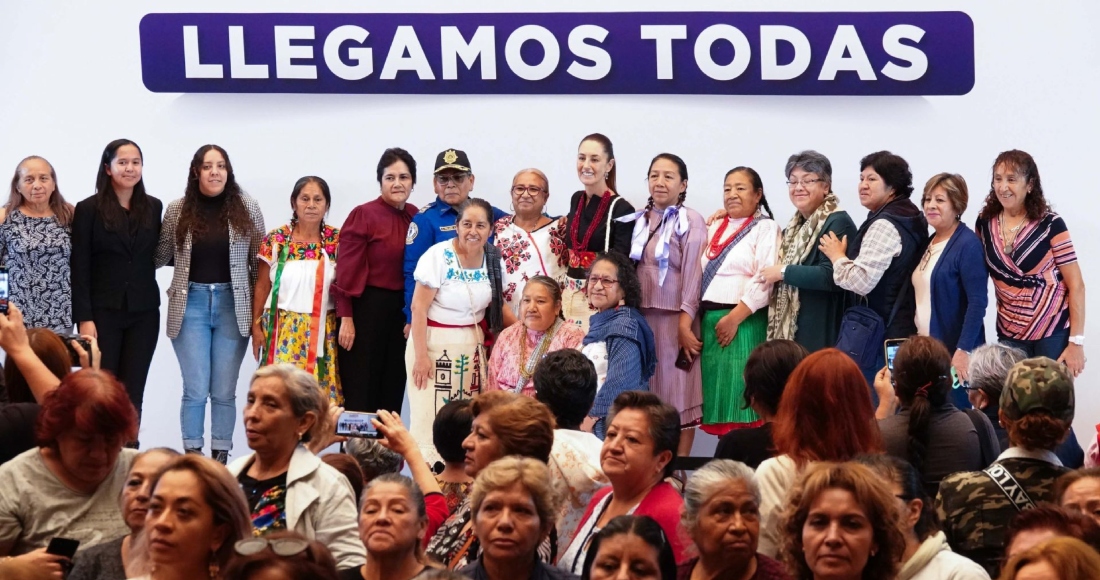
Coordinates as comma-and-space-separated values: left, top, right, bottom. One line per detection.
413, 244, 443, 289
755, 455, 797, 558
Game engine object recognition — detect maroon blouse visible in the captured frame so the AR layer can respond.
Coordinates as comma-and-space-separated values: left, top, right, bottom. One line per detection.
333, 196, 417, 316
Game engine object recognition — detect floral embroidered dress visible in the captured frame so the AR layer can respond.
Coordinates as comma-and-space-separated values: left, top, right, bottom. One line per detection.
492, 216, 568, 316
258, 224, 341, 404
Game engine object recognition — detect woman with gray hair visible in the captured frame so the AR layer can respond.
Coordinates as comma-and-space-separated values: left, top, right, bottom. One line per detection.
227, 364, 366, 570
759, 150, 857, 352
339, 474, 430, 580
677, 459, 790, 580
967, 344, 1084, 467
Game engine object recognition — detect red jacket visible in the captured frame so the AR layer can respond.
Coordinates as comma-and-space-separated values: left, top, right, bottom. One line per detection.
576, 481, 689, 563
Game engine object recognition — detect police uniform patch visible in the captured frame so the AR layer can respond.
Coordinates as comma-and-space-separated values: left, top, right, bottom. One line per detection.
406, 223, 419, 245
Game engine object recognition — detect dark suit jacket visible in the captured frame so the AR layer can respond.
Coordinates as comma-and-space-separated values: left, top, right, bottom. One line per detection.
70, 195, 163, 321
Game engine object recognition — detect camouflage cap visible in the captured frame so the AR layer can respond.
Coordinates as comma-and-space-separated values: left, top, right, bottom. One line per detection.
999, 356, 1075, 423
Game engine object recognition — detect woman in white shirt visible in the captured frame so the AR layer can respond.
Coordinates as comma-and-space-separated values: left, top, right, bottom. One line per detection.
698, 167, 779, 436
408, 198, 505, 466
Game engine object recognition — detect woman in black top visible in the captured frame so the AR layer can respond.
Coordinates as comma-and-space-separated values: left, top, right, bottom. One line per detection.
71, 139, 162, 420
561, 133, 635, 332
714, 339, 808, 469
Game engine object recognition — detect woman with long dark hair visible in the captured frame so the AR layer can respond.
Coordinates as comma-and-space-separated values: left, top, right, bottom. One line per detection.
71, 139, 162, 417
155, 144, 265, 462
1, 156, 74, 332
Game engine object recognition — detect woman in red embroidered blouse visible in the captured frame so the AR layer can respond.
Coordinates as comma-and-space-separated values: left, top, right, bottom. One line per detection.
562, 134, 636, 332
974, 150, 1086, 376
332, 149, 419, 415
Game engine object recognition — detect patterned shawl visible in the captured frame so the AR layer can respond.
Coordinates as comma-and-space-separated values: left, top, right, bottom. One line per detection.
767, 193, 839, 341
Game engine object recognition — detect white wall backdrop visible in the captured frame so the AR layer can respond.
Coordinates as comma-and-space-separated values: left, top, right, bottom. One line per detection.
2, 1, 1098, 459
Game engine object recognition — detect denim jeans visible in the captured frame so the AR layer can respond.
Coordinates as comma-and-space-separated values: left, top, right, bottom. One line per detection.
1000, 329, 1070, 361
172, 283, 249, 451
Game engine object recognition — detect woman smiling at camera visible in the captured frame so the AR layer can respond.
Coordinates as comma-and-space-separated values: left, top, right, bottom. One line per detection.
493, 169, 568, 317
677, 460, 791, 580
129, 454, 253, 580
458, 456, 576, 580
226, 364, 366, 570
407, 198, 506, 465
698, 167, 779, 435
487, 276, 585, 396
333, 148, 420, 417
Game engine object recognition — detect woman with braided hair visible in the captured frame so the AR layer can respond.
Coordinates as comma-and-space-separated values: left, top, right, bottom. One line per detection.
697, 167, 780, 435
615, 153, 706, 456
759, 150, 858, 352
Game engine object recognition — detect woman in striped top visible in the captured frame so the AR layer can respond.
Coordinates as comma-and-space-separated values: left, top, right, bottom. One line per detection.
975, 150, 1086, 376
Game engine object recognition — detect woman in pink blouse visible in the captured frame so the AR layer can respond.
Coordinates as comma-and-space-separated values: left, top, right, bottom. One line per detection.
486, 275, 585, 396
699, 167, 780, 435
617, 153, 707, 456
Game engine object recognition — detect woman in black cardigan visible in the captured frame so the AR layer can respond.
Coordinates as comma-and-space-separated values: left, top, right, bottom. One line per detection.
71, 139, 162, 418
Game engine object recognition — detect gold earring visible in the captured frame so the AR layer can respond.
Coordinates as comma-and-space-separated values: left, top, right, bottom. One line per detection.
208, 549, 219, 578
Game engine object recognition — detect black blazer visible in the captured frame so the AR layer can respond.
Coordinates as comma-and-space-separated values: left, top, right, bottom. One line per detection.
70, 195, 163, 321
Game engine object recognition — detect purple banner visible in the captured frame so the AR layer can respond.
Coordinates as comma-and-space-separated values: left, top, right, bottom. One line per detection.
138, 12, 974, 95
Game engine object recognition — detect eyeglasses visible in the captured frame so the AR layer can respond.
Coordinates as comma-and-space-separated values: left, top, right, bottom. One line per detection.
234, 537, 310, 557
435, 173, 470, 186
587, 276, 618, 287
511, 185, 545, 197
786, 178, 823, 188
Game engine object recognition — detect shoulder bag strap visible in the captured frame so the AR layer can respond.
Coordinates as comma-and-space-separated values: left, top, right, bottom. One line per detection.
965, 408, 998, 467
982, 462, 1037, 512
603, 197, 622, 252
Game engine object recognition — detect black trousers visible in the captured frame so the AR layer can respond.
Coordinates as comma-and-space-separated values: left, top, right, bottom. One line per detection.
93, 307, 160, 418
337, 287, 407, 415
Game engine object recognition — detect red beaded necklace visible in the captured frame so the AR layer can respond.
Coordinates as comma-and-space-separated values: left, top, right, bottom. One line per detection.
569, 190, 614, 251
706, 216, 754, 260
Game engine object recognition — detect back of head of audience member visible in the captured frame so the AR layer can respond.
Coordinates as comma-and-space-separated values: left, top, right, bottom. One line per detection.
854, 454, 940, 542
772, 349, 883, 467
344, 437, 402, 483
999, 357, 1074, 452
433, 399, 474, 467
1000, 536, 1100, 580
36, 369, 138, 488
581, 515, 677, 580
469, 390, 556, 464
891, 336, 953, 474
4, 328, 73, 404
1005, 503, 1100, 560
321, 453, 365, 506
223, 531, 338, 580
1055, 467, 1100, 525
781, 461, 906, 580
534, 349, 598, 430
967, 343, 1027, 411
139, 454, 253, 577
741, 339, 809, 419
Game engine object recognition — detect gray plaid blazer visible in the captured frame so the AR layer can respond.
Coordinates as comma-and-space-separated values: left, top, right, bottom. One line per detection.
154, 193, 266, 339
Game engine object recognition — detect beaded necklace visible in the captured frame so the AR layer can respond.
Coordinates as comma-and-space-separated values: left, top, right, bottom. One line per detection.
516, 318, 563, 392
706, 216, 754, 260
569, 191, 614, 251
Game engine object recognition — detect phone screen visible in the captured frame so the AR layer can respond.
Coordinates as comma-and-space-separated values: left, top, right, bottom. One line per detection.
0, 268, 9, 314
884, 339, 906, 371
335, 411, 381, 438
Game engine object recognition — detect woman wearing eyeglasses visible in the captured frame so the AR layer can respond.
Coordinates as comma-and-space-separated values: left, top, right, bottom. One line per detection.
493, 169, 568, 318
562, 134, 636, 332
758, 150, 858, 353
697, 167, 779, 436
579, 252, 656, 439
908, 174, 988, 401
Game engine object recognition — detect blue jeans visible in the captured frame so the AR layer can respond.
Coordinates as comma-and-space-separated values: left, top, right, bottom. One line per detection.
172, 283, 248, 451
1000, 329, 1070, 361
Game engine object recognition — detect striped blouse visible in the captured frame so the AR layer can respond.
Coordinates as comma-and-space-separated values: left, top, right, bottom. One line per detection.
976, 211, 1076, 340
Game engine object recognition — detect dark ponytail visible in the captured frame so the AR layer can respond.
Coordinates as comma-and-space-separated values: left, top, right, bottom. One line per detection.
726, 166, 773, 217
892, 337, 952, 480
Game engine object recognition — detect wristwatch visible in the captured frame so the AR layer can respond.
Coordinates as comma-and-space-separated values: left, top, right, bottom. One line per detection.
1069, 335, 1086, 347
780, 265, 788, 280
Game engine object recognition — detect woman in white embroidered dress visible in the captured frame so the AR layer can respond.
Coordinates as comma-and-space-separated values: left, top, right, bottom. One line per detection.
493, 169, 567, 317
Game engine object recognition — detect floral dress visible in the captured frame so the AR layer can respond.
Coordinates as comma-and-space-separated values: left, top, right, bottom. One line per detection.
492, 216, 568, 316
0, 209, 72, 332
258, 224, 341, 404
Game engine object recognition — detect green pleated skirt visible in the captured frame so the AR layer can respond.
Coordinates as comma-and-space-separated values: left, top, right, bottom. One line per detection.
700, 308, 768, 435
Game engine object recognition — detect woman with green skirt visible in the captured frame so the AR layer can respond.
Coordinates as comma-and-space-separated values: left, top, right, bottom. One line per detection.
698, 167, 779, 436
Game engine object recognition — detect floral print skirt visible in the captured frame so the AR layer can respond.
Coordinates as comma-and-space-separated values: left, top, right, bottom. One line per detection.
261, 309, 342, 405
